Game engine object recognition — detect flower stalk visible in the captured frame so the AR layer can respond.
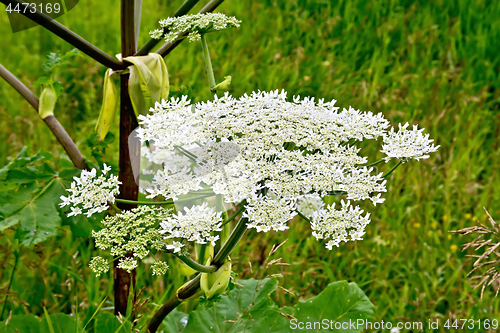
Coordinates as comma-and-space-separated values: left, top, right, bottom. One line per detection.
383, 160, 403, 178
171, 252, 218, 273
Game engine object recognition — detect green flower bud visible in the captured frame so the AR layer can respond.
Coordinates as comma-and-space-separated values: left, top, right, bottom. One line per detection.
200, 257, 232, 299
95, 69, 118, 140
212, 75, 232, 92
39, 83, 57, 119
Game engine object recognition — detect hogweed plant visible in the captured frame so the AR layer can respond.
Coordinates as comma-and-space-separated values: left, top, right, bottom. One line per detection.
63, 92, 439, 330
0, 1, 440, 332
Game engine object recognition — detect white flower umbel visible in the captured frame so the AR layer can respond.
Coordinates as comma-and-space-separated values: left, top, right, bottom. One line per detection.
90, 206, 171, 276
117, 257, 138, 273
381, 122, 440, 162
159, 203, 223, 246
150, 13, 241, 43
151, 261, 169, 276
310, 200, 371, 250
92, 205, 172, 259
297, 195, 324, 218
135, 90, 439, 249
165, 241, 184, 253
89, 256, 109, 277
244, 195, 297, 232
59, 164, 121, 217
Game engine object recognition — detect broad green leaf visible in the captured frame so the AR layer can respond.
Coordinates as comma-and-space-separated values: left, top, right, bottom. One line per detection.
162, 310, 189, 333
3, 162, 56, 184
0, 148, 52, 181
280, 281, 375, 333
0, 313, 83, 333
163, 278, 284, 332
163, 279, 374, 333
0, 179, 64, 246
0, 150, 93, 244
93, 312, 132, 333
0, 314, 40, 333
40, 313, 81, 333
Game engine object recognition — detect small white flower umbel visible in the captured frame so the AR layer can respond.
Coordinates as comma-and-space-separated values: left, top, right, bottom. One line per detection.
159, 203, 223, 246
59, 164, 121, 217
381, 122, 440, 162
149, 13, 241, 43
310, 200, 371, 249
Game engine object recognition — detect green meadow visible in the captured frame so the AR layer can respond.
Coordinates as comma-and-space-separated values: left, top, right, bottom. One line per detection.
1, 0, 500, 331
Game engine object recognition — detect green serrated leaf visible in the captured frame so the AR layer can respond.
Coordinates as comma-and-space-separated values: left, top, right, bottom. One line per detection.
3, 179, 64, 246
0, 182, 40, 231
3, 163, 56, 184
43, 53, 63, 73
0, 149, 92, 244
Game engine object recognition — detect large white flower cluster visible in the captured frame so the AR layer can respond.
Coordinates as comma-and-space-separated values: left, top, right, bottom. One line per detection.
150, 13, 241, 43
59, 164, 120, 217
135, 90, 438, 248
63, 91, 439, 251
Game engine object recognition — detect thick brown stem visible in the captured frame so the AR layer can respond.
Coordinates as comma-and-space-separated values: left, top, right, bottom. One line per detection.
115, 0, 139, 317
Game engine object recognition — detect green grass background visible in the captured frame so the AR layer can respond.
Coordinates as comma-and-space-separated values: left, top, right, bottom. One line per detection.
1, 0, 500, 331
